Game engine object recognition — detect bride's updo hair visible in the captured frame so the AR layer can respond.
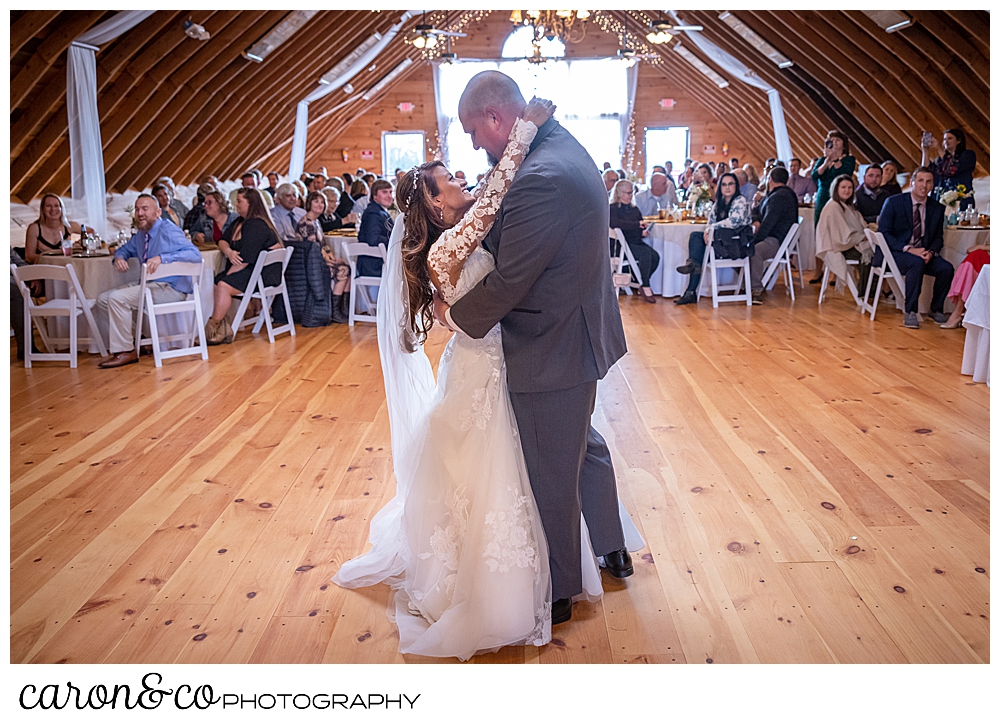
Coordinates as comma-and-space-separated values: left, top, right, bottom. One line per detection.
396, 161, 448, 346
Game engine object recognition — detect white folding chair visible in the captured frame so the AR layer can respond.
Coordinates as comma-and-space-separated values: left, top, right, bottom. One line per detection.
788, 215, 806, 289
861, 229, 905, 321
133, 260, 208, 367
761, 221, 802, 301
11, 263, 107, 368
697, 243, 752, 307
609, 228, 643, 296
818, 258, 861, 306
229, 247, 295, 343
344, 242, 386, 325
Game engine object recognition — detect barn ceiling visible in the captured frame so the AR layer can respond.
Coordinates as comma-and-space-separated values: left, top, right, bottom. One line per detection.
9, 9, 989, 202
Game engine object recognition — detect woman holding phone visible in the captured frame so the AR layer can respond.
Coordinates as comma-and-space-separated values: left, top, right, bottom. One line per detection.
920, 128, 976, 209
809, 130, 856, 283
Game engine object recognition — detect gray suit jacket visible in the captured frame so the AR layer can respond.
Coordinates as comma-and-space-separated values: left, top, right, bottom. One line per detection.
450, 118, 627, 393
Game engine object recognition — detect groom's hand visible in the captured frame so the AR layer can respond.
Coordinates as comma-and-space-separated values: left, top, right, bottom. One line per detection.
433, 291, 454, 331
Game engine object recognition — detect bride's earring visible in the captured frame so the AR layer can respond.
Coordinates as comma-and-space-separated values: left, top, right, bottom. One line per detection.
439, 207, 444, 221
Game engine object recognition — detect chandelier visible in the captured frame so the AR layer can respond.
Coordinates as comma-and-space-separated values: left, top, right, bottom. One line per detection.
510, 10, 591, 44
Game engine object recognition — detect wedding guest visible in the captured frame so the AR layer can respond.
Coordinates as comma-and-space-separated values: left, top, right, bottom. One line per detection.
356, 180, 393, 278
24, 194, 84, 263
876, 167, 954, 329
152, 184, 184, 227
191, 189, 237, 245
309, 174, 327, 193
743, 163, 760, 188
674, 172, 752, 306
809, 130, 856, 282
664, 160, 676, 186
730, 157, 740, 170
292, 179, 309, 204
350, 179, 371, 216
319, 188, 358, 231
715, 162, 729, 179
229, 171, 274, 210
328, 176, 345, 194
155, 176, 190, 221
940, 242, 989, 328
183, 183, 214, 237
271, 183, 306, 243
749, 167, 798, 305
296, 191, 350, 324
880, 160, 903, 197
736, 169, 756, 203
854, 166, 890, 224
95, 195, 201, 368
787, 158, 817, 202
205, 188, 283, 344
609, 180, 659, 303
920, 127, 976, 208
634, 172, 678, 216
263, 172, 280, 199
816, 174, 872, 295
603, 169, 619, 192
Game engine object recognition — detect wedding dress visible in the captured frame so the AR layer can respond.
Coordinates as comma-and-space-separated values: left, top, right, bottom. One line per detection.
334, 119, 643, 661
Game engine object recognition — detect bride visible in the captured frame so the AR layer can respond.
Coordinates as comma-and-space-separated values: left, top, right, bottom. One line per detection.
333, 98, 642, 661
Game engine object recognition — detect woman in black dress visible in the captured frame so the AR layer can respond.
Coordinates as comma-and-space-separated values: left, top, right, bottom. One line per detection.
609, 179, 659, 303
205, 188, 283, 344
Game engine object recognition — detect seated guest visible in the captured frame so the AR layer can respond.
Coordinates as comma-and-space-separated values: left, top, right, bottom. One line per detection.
609, 179, 659, 303
854, 166, 890, 224
183, 183, 214, 236
95, 194, 201, 368
787, 158, 817, 202
940, 242, 989, 328
730, 157, 740, 170
319, 188, 358, 231
748, 167, 798, 305
155, 176, 190, 221
664, 161, 676, 186
454, 170, 466, 181
876, 167, 954, 329
743, 163, 760, 189
271, 183, 306, 243
341, 172, 355, 188
634, 172, 678, 216
205, 188, 284, 344
327, 176, 345, 195
880, 160, 903, 197
296, 191, 349, 324
715, 162, 729, 179
616, 169, 626, 180
362, 173, 377, 188
334, 181, 356, 219
675, 172, 752, 306
356, 179, 394, 278
350, 179, 371, 216
152, 184, 184, 227
678, 165, 693, 193
229, 171, 274, 210
191, 189, 237, 245
263, 172, 280, 199
292, 180, 309, 204
921, 127, 976, 208
735, 169, 756, 204
816, 174, 873, 294
24, 193, 84, 263
309, 174, 327, 193
603, 169, 619, 193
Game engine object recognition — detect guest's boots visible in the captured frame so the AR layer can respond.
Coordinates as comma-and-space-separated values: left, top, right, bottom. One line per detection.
340, 292, 351, 320
676, 258, 701, 275
205, 318, 227, 345
331, 294, 348, 324
221, 301, 237, 344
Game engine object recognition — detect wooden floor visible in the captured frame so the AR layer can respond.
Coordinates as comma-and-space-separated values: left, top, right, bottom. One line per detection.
10, 282, 989, 664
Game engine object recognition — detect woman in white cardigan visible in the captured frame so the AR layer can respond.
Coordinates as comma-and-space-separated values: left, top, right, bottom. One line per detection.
815, 174, 872, 300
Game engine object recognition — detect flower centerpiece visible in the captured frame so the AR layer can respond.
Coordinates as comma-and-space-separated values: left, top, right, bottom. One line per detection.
686, 182, 713, 218
938, 185, 969, 221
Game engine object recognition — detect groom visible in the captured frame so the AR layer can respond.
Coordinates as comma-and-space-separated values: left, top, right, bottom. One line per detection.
434, 71, 631, 624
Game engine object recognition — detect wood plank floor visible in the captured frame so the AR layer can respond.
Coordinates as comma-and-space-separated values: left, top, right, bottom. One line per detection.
9, 283, 989, 664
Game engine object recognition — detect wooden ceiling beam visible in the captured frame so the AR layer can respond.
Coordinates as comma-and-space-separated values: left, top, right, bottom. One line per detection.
10, 58, 68, 158
10, 10, 62, 60
10, 10, 106, 108
104, 11, 267, 191
908, 11, 989, 88
941, 11, 990, 57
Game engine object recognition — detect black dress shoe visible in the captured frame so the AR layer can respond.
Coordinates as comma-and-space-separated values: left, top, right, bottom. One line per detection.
674, 291, 697, 305
676, 261, 701, 275
552, 598, 572, 625
602, 549, 634, 578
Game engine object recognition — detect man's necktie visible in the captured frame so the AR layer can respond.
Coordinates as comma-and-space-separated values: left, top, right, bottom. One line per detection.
289, 211, 296, 239
911, 202, 923, 248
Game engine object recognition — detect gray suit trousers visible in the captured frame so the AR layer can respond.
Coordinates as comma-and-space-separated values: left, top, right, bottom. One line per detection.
509, 381, 625, 601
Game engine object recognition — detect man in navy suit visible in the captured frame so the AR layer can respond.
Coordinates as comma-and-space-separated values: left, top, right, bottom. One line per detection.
876, 167, 954, 329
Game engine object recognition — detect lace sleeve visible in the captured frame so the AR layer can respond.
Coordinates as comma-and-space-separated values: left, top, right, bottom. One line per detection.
427, 118, 537, 303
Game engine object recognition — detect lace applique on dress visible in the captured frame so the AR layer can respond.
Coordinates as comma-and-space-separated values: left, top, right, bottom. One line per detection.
427, 117, 538, 305
482, 486, 542, 574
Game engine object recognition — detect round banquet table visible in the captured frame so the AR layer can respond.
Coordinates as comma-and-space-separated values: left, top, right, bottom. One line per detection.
915, 227, 990, 314
324, 233, 357, 260
796, 206, 816, 272
643, 221, 706, 297
40, 248, 222, 353
961, 263, 989, 385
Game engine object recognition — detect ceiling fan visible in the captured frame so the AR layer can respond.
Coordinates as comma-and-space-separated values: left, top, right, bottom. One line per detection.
411, 10, 467, 49
618, 13, 658, 65
646, 12, 703, 44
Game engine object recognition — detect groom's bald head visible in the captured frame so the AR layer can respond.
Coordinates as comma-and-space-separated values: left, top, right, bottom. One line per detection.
459, 71, 527, 162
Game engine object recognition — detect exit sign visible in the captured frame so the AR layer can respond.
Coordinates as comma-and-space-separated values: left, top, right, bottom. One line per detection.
397, 102, 414, 112
659, 98, 675, 109
702, 145, 717, 154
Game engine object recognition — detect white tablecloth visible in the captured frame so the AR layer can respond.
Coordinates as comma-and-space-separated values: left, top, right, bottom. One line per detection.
797, 206, 816, 272
324, 233, 357, 260
644, 222, 706, 296
961, 264, 989, 385
41, 249, 222, 352
917, 228, 990, 313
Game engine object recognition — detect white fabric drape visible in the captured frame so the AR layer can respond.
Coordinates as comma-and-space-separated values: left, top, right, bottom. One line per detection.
620, 62, 639, 165
288, 10, 416, 178
68, 10, 154, 236
670, 12, 793, 163
430, 62, 451, 162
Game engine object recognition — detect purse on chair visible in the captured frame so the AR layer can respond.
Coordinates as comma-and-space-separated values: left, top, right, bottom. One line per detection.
712, 225, 755, 260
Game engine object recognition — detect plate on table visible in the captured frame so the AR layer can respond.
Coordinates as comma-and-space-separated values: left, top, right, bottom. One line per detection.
948, 225, 987, 231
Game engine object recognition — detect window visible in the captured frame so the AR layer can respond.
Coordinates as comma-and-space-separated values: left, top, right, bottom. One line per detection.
381, 131, 425, 178
644, 127, 690, 183
501, 25, 565, 59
